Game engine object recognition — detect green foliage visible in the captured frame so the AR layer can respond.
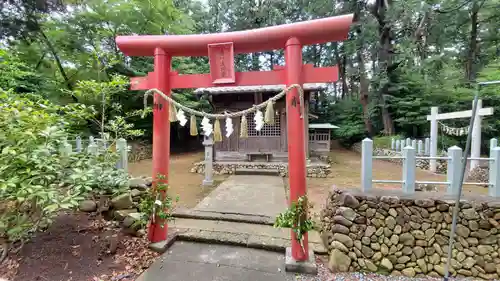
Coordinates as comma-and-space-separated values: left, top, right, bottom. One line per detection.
67, 75, 146, 139
0, 50, 55, 95
317, 98, 368, 146
274, 196, 315, 253
0, 89, 128, 244
136, 174, 179, 229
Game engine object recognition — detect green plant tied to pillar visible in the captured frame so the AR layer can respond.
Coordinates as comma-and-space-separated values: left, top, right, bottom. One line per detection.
274, 195, 315, 254
137, 174, 179, 229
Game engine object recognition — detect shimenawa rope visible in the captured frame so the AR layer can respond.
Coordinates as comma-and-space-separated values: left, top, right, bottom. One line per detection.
143, 84, 305, 120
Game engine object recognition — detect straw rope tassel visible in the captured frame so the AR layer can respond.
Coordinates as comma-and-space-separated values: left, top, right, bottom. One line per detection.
240, 115, 248, 138
189, 115, 198, 136
214, 119, 222, 142
169, 103, 178, 122
264, 100, 275, 125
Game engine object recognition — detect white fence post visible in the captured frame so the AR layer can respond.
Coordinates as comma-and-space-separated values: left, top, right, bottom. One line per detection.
430, 107, 439, 172
391, 138, 395, 150
489, 146, 500, 197
400, 140, 405, 152
60, 140, 72, 157
402, 146, 416, 193
406, 138, 411, 147
75, 136, 82, 153
411, 139, 417, 149
116, 138, 128, 172
417, 140, 423, 155
447, 146, 462, 195
87, 137, 98, 155
471, 99, 483, 171
425, 138, 430, 156
395, 140, 400, 152
489, 138, 498, 191
361, 138, 373, 192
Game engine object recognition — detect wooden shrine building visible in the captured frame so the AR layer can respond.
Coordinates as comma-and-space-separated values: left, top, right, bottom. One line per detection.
195, 83, 336, 162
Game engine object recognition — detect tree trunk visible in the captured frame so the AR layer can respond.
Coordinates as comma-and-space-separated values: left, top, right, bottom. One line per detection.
333, 42, 347, 99
340, 54, 348, 99
465, 0, 480, 83
371, 0, 395, 135
357, 48, 374, 136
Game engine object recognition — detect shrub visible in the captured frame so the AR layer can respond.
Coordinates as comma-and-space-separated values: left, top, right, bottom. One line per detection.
0, 89, 128, 249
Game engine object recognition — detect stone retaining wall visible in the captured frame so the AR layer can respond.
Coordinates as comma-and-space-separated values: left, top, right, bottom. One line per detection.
321, 187, 500, 280
190, 162, 331, 178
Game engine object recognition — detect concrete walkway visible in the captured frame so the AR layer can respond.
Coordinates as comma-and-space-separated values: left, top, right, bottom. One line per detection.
138, 175, 324, 280
137, 242, 298, 281
194, 175, 287, 218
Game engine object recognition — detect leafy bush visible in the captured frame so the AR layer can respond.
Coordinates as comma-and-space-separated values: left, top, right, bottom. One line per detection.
0, 89, 128, 247
137, 174, 179, 229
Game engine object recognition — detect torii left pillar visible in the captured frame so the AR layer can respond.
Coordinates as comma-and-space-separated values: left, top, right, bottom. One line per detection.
148, 48, 171, 242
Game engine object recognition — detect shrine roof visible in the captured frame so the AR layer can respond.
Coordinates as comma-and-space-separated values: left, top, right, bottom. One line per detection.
194, 83, 328, 95
308, 123, 339, 129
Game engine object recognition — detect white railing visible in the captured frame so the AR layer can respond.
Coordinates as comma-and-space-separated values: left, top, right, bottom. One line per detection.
362, 138, 500, 197
390, 137, 431, 156
59, 136, 129, 172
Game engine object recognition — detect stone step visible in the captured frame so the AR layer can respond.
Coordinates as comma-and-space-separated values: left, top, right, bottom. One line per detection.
234, 168, 280, 176
169, 218, 327, 255
172, 208, 274, 225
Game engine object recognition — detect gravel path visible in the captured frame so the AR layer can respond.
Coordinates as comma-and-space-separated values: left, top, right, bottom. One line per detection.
293, 260, 480, 281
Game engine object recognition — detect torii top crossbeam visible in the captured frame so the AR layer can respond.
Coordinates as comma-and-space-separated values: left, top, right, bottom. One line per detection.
116, 14, 353, 57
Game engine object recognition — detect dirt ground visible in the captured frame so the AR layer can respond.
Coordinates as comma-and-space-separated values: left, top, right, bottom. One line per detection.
128, 152, 228, 208
305, 149, 486, 218
1, 212, 161, 281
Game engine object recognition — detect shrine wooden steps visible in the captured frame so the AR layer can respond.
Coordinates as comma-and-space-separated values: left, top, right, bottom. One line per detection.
234, 168, 280, 176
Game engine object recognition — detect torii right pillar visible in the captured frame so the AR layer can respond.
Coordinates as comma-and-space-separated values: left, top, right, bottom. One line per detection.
285, 37, 309, 262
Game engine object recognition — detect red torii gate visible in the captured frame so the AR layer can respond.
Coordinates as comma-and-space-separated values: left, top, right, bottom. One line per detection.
116, 14, 353, 262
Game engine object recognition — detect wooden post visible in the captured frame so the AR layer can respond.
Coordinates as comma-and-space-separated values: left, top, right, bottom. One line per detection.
202, 135, 214, 186
490, 147, 500, 197
361, 138, 373, 192
402, 146, 416, 193
429, 107, 439, 172
447, 146, 462, 195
